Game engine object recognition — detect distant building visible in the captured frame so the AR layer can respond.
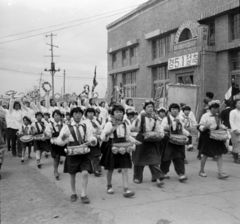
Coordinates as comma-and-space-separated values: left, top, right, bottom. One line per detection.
106, 0, 240, 112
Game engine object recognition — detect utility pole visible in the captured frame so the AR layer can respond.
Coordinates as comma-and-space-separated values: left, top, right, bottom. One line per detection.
38, 73, 43, 92
63, 69, 66, 95
44, 33, 60, 98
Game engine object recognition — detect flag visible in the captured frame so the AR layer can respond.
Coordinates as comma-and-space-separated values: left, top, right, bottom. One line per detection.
225, 86, 240, 100
92, 66, 98, 93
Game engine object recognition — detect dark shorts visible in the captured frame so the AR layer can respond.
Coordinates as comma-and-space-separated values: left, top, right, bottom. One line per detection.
64, 153, 93, 174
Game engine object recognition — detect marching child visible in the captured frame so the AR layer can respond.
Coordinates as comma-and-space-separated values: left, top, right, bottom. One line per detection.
32, 112, 49, 168
198, 100, 229, 179
83, 108, 102, 177
18, 116, 33, 163
100, 104, 141, 198
60, 107, 98, 203
45, 110, 67, 180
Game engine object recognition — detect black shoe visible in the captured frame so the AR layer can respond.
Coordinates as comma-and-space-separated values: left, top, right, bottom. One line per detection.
70, 194, 78, 202
94, 172, 101, 177
197, 155, 202, 160
133, 179, 142, 184
21, 159, 24, 163
81, 196, 90, 204
37, 162, 42, 169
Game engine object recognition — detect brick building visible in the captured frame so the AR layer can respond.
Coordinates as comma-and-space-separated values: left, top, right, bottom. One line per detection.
106, 0, 240, 113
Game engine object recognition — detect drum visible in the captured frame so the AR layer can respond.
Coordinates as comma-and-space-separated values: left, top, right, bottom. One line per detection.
112, 142, 135, 155
20, 135, 34, 143
65, 145, 90, 156
131, 132, 138, 138
210, 130, 228, 141
34, 134, 45, 141
169, 134, 189, 145
50, 137, 68, 146
143, 132, 164, 142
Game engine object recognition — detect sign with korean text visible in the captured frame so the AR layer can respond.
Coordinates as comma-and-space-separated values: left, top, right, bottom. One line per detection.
168, 52, 199, 70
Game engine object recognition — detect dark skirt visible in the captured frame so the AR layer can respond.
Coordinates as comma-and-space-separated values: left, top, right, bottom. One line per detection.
90, 143, 101, 158
21, 141, 33, 149
198, 131, 228, 157
161, 135, 185, 162
34, 140, 49, 152
132, 133, 161, 166
64, 153, 93, 174
50, 143, 66, 158
100, 138, 132, 170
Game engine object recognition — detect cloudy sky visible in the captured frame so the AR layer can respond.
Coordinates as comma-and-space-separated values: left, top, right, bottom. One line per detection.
0, 0, 147, 97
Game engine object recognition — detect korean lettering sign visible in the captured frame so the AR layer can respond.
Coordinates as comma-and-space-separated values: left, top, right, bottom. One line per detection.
168, 52, 199, 70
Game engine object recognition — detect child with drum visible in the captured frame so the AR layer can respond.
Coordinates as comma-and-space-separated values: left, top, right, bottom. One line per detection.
82, 108, 102, 177
60, 107, 98, 204
198, 100, 229, 179
161, 103, 190, 183
179, 105, 198, 152
100, 104, 141, 198
31, 112, 49, 168
131, 100, 165, 187
18, 116, 34, 163
45, 110, 67, 179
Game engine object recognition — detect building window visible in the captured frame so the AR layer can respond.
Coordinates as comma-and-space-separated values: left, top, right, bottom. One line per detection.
152, 65, 169, 98
177, 73, 194, 84
152, 36, 170, 59
232, 51, 240, 71
179, 29, 192, 42
130, 47, 137, 65
122, 49, 127, 67
123, 71, 137, 97
207, 20, 215, 46
232, 74, 240, 89
111, 74, 118, 101
231, 12, 240, 40
112, 53, 117, 69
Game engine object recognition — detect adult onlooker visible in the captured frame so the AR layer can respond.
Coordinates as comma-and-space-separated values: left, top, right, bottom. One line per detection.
5, 99, 23, 157
229, 99, 240, 164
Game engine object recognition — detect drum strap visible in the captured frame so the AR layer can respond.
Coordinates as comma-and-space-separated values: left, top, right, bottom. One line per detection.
113, 123, 127, 140
140, 115, 156, 133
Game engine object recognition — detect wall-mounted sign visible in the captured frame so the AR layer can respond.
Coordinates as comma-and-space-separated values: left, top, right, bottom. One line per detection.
174, 21, 200, 44
168, 52, 199, 70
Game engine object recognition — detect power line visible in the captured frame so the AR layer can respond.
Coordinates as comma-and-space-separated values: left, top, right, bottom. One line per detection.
0, 67, 107, 79
0, 5, 138, 40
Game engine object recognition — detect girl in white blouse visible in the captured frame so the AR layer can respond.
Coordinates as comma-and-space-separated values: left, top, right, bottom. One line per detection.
18, 116, 34, 163
131, 100, 165, 187
100, 104, 140, 198
198, 100, 228, 179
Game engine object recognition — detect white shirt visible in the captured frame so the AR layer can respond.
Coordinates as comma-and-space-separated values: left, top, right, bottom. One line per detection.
161, 114, 189, 136
179, 110, 197, 126
179, 113, 198, 128
199, 111, 225, 131
19, 124, 32, 135
45, 121, 65, 137
99, 106, 109, 122
23, 107, 36, 122
61, 120, 95, 144
101, 121, 135, 142
131, 115, 164, 133
230, 109, 240, 132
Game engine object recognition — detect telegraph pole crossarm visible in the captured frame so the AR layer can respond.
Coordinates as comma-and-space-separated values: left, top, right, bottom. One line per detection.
44, 33, 60, 97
